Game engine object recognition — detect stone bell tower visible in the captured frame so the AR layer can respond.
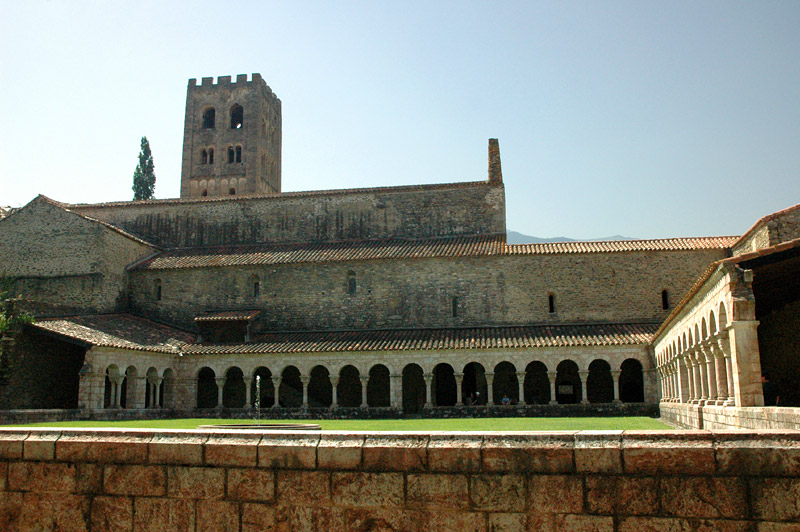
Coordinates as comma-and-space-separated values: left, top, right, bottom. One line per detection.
180, 73, 281, 199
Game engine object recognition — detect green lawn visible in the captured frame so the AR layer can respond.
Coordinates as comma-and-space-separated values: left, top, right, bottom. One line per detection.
7, 416, 670, 431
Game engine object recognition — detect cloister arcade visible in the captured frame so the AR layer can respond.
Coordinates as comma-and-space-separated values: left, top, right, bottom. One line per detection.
99, 355, 647, 413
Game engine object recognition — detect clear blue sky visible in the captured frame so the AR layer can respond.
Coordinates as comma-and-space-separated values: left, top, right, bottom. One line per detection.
1, 1, 798, 239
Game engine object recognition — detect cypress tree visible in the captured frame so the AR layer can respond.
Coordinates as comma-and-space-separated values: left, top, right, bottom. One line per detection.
132, 136, 156, 200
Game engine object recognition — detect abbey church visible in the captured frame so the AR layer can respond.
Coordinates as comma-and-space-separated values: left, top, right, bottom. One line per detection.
2, 74, 798, 429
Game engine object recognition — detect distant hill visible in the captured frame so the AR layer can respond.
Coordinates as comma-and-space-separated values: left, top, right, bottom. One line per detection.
507, 231, 636, 244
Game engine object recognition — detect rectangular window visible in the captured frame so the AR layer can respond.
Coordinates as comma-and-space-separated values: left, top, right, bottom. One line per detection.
452, 296, 458, 318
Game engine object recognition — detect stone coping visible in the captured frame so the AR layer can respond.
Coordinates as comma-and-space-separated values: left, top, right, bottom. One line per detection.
1, 428, 798, 475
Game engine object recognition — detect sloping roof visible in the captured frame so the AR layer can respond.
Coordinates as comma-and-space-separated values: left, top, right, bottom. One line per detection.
183, 322, 659, 355
505, 236, 738, 255
134, 234, 736, 271
68, 180, 498, 209
135, 234, 506, 270
733, 201, 800, 251
33, 314, 194, 353
195, 310, 262, 323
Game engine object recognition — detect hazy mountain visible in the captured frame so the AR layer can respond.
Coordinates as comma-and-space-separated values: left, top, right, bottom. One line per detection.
507, 230, 636, 244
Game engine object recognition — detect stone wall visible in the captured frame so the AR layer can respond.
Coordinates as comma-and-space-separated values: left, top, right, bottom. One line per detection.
0, 428, 799, 530
71, 181, 506, 248
660, 402, 800, 430
733, 204, 800, 256
130, 248, 725, 331
0, 197, 157, 316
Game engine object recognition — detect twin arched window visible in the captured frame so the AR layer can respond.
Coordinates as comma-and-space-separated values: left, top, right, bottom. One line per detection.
227, 146, 242, 163
200, 147, 215, 165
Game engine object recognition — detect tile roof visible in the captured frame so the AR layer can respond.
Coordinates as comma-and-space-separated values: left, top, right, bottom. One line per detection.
505, 236, 738, 255
135, 234, 506, 270
183, 322, 659, 355
134, 235, 737, 271
33, 314, 194, 353
195, 310, 262, 322
68, 180, 498, 209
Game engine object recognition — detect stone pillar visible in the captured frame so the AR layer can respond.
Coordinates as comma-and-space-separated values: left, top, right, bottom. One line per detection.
678, 357, 690, 403
155, 379, 163, 408
578, 370, 589, 404
360, 375, 370, 408
712, 343, 729, 404
455, 373, 464, 406
390, 374, 401, 408
271, 376, 281, 409
516, 371, 526, 406
300, 375, 310, 409
691, 352, 703, 403
611, 370, 622, 404
719, 334, 735, 406
547, 371, 558, 405
215, 377, 225, 409
244, 378, 253, 410
330, 376, 339, 409
485, 372, 495, 406
423, 373, 433, 407
113, 377, 123, 408
727, 322, 764, 407
696, 351, 709, 404
702, 344, 718, 405
682, 356, 694, 402
131, 376, 144, 409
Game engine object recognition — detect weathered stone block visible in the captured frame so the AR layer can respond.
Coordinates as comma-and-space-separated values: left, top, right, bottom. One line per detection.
9, 461, 77, 492
411, 510, 488, 532
622, 432, 714, 475
751, 477, 800, 521
407, 473, 469, 509
554, 514, 614, 532
332, 472, 403, 508
661, 477, 747, 519
133, 498, 195, 532
528, 475, 583, 514
23, 430, 60, 461
0, 491, 22, 531
167, 466, 225, 499
345, 508, 414, 532
617, 516, 692, 532
149, 432, 207, 465
574, 431, 622, 474
242, 503, 276, 532
19, 492, 90, 532
715, 432, 800, 477
274, 505, 345, 532
362, 434, 428, 471
57, 431, 151, 464
470, 474, 525, 512
259, 433, 319, 470
489, 512, 526, 532
197, 500, 239, 532
317, 433, 362, 470
427, 433, 482, 472
482, 433, 574, 473
0, 431, 26, 459
277, 470, 331, 505
103, 465, 166, 496
228, 468, 275, 502
205, 432, 261, 467
585, 476, 659, 516
91, 496, 133, 532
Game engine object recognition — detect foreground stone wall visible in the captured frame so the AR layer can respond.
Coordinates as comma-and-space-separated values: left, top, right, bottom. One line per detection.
0, 428, 799, 531
661, 402, 800, 431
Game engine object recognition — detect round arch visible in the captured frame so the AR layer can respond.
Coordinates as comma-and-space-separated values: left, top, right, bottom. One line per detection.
402, 364, 425, 414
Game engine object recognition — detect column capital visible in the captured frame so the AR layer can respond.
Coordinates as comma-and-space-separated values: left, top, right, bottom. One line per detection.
423, 373, 434, 384
578, 370, 589, 379
359, 375, 370, 384
547, 371, 557, 379
330, 376, 340, 386
516, 371, 526, 379
299, 375, 310, 385
611, 369, 621, 379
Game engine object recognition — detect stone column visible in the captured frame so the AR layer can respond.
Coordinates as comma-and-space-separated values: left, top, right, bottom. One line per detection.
132, 376, 145, 409
330, 376, 339, 409
516, 371, 526, 406
611, 370, 622, 404
695, 351, 709, 404
215, 377, 225, 409
719, 334, 735, 406
727, 322, 763, 407
360, 375, 370, 408
244, 378, 253, 410
682, 356, 694, 402
423, 373, 434, 407
547, 371, 558, 405
485, 372, 495, 406
155, 378, 163, 408
300, 375, 310, 409
712, 343, 729, 404
691, 352, 703, 403
702, 344, 718, 405
578, 370, 589, 404
271, 376, 281, 409
113, 377, 124, 408
390, 374, 401, 408
678, 357, 690, 403
455, 373, 464, 406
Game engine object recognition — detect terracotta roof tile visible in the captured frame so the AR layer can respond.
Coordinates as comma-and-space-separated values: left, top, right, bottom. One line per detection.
33, 314, 194, 353
135, 234, 506, 270
184, 322, 659, 355
194, 310, 262, 322
505, 236, 738, 255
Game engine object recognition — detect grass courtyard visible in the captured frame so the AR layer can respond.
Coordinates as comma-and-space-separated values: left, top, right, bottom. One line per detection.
7, 416, 671, 431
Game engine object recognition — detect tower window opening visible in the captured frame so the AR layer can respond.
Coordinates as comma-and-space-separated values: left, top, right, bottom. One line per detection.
235, 146, 242, 163
347, 272, 356, 295
662, 290, 670, 310
208, 147, 214, 164
548, 294, 555, 314
201, 149, 208, 164
229, 188, 236, 195
230, 104, 243, 129
201, 189, 208, 197
452, 296, 459, 318
155, 279, 162, 301
228, 147, 235, 163
202, 108, 215, 129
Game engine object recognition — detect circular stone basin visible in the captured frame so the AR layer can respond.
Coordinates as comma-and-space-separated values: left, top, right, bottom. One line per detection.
197, 423, 321, 430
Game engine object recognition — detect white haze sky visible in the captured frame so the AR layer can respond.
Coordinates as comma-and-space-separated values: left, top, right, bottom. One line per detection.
1, 1, 798, 239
